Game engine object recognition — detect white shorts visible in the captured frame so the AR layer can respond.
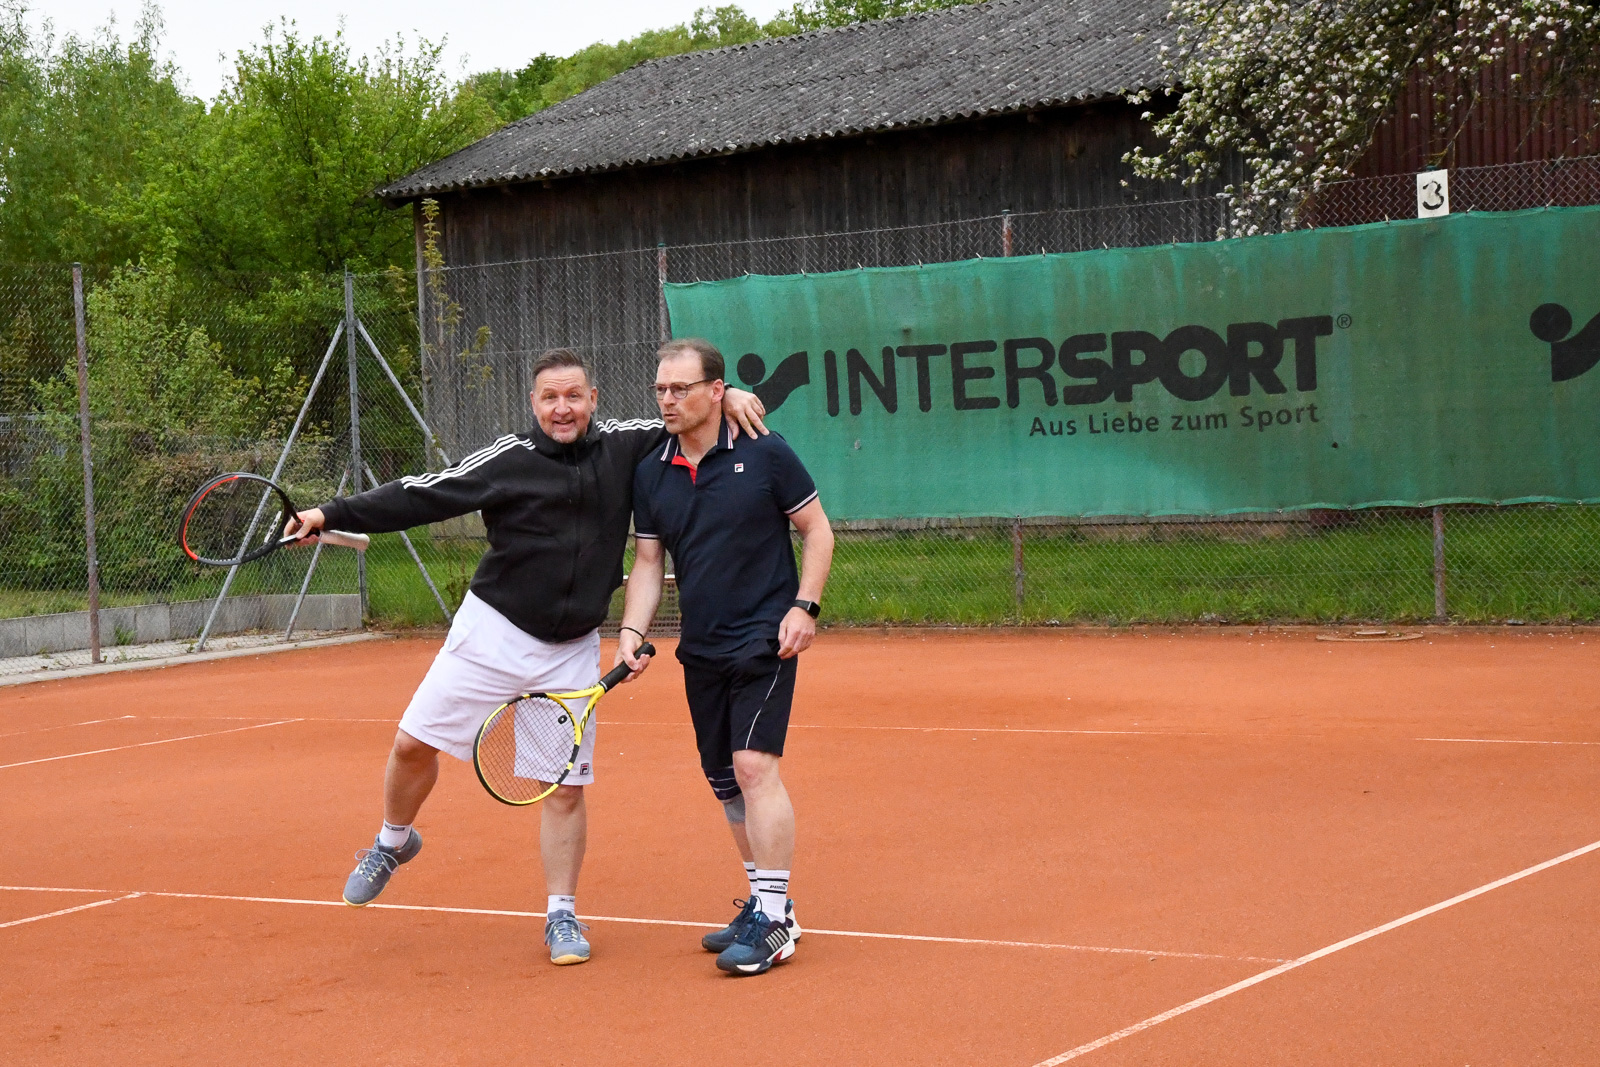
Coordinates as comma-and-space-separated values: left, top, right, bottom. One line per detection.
400, 591, 601, 783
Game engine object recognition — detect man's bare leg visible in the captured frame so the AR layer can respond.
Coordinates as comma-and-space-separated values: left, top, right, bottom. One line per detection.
384, 729, 439, 825
540, 784, 591, 964
344, 729, 436, 906
732, 749, 794, 869
731, 748, 795, 936
540, 785, 587, 896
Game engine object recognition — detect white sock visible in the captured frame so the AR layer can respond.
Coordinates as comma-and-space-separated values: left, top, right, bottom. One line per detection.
547, 894, 577, 917
377, 821, 411, 850
743, 861, 758, 895
753, 869, 789, 922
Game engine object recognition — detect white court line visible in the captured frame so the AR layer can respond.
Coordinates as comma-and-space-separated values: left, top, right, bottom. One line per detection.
0, 885, 1280, 963
0, 719, 300, 770
130, 715, 1207, 735
1420, 736, 1600, 746
0, 893, 142, 930
46, 717, 1600, 747
0, 715, 138, 740
601, 721, 1219, 737
1028, 835, 1600, 1066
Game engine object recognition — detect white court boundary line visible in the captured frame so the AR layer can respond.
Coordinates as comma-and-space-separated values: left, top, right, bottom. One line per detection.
0, 892, 143, 930
35, 716, 1600, 746
0, 885, 1282, 964
1029, 835, 1600, 1065
1420, 736, 1600, 746
127, 716, 1223, 737
0, 715, 138, 740
0, 719, 300, 770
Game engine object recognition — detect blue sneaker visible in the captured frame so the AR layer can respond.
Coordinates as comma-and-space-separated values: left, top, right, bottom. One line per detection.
545, 910, 591, 965
715, 904, 795, 976
702, 897, 800, 953
342, 830, 422, 906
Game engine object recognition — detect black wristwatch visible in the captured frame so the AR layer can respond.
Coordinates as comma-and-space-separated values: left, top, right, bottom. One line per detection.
793, 598, 821, 619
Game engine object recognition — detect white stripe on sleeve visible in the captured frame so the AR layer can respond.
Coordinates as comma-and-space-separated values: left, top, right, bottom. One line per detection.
399, 434, 528, 489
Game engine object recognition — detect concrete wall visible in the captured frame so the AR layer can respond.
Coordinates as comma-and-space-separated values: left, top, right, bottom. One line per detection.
0, 594, 362, 658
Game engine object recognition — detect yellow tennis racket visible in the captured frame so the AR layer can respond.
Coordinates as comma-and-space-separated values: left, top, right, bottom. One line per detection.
472, 643, 654, 806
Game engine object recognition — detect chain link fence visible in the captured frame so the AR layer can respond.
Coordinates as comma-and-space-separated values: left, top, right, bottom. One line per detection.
0, 264, 459, 661
416, 155, 1600, 629
2, 156, 1598, 658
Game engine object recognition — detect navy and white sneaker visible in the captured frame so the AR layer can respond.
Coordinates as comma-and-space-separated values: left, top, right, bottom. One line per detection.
715, 904, 796, 976
702, 897, 800, 953
342, 829, 422, 906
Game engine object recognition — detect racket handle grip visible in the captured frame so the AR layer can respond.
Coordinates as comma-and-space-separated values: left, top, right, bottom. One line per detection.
318, 529, 370, 551
600, 641, 656, 689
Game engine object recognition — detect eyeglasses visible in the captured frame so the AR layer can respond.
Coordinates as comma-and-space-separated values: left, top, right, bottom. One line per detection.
652, 379, 714, 400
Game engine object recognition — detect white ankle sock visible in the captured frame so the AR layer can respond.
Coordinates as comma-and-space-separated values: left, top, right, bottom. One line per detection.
743, 861, 758, 895
377, 821, 411, 850
547, 894, 576, 917
753, 869, 789, 921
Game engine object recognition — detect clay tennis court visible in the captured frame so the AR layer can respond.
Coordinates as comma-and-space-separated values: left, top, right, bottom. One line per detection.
2, 628, 1597, 1065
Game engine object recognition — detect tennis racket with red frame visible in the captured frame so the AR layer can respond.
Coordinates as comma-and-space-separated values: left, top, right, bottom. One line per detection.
179, 472, 368, 566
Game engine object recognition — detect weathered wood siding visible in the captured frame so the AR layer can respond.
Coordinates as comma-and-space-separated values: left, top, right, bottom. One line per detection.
412, 102, 1219, 454
428, 103, 1191, 264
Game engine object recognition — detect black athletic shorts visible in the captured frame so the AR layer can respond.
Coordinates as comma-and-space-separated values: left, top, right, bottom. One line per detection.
678, 642, 797, 799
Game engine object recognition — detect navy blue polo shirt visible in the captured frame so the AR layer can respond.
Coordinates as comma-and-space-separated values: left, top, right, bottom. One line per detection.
633, 418, 819, 658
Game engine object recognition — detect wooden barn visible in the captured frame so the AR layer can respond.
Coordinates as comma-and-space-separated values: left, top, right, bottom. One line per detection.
376, 0, 1598, 453
377, 0, 1186, 450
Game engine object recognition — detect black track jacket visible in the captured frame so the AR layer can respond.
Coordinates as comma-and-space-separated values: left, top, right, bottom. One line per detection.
319, 418, 666, 643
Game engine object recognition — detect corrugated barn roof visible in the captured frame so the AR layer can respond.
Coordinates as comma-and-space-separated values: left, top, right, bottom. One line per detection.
378, 0, 1171, 198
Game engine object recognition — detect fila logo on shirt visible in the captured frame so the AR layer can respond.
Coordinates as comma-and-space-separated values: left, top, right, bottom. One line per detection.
734, 463, 744, 472
579, 763, 590, 775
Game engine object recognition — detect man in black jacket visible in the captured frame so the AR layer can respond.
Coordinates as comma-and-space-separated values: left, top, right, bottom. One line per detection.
289, 348, 765, 965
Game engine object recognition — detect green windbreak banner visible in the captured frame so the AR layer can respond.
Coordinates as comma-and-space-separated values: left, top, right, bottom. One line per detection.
664, 208, 1600, 519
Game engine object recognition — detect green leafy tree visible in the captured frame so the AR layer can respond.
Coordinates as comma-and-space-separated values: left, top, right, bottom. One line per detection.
0, 1, 194, 264
465, 53, 560, 124
109, 22, 500, 274
1129, 0, 1600, 231
533, 6, 769, 109
38, 259, 297, 439
778, 0, 978, 32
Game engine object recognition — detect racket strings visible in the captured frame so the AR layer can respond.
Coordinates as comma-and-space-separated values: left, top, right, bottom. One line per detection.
183, 477, 287, 564
476, 695, 581, 803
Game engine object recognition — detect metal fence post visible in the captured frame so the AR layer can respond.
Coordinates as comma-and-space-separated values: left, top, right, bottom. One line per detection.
71, 264, 102, 664
1432, 506, 1447, 621
1001, 214, 1021, 615
657, 243, 670, 341
344, 270, 368, 620
1012, 518, 1025, 616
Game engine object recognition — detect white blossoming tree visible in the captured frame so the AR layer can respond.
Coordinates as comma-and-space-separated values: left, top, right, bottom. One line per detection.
1128, 0, 1600, 230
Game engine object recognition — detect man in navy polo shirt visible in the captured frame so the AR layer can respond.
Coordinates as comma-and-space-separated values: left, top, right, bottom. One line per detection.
618, 337, 834, 977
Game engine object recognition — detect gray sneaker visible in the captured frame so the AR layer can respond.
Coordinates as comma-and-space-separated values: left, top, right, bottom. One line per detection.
342, 829, 422, 906
544, 909, 591, 965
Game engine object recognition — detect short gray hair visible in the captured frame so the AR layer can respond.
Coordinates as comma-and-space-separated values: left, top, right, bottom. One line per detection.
658, 338, 724, 382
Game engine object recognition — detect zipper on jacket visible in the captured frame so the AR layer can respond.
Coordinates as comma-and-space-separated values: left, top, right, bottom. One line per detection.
553, 442, 582, 636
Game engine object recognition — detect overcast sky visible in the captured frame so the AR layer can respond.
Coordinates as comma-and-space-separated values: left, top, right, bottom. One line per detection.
32, 0, 792, 101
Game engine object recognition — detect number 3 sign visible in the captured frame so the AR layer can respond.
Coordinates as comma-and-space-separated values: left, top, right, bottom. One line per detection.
1416, 169, 1450, 218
